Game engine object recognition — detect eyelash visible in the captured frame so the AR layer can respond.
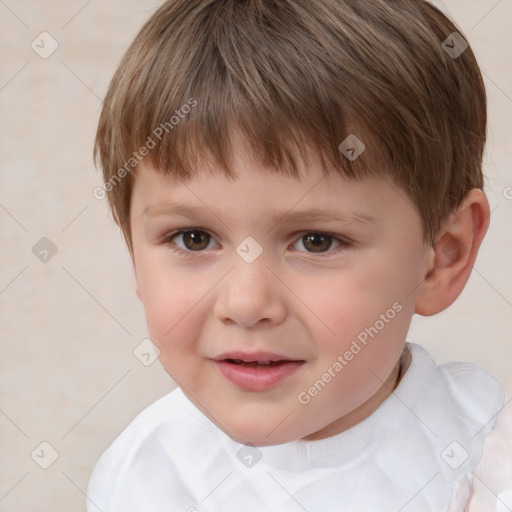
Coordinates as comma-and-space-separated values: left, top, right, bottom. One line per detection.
162, 228, 353, 259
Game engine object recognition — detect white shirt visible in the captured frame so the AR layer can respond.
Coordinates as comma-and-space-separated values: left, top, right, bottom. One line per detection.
87, 343, 506, 512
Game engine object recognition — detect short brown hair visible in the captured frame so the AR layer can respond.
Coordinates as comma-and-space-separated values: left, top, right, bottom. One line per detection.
94, 0, 487, 250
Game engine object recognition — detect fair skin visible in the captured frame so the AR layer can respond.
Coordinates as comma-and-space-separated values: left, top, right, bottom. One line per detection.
129, 132, 490, 447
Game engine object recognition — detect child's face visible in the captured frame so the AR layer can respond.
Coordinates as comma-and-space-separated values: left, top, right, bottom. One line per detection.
130, 134, 433, 446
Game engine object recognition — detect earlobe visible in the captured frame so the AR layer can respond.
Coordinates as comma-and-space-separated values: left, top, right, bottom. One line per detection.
414, 189, 490, 316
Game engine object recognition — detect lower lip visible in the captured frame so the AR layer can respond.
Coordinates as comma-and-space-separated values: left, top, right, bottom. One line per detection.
214, 360, 304, 391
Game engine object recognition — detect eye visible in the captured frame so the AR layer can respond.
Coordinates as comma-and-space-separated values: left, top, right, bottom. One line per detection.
292, 232, 351, 257
163, 229, 352, 258
164, 229, 217, 254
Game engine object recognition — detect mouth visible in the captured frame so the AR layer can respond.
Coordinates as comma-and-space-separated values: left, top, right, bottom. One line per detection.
212, 352, 305, 391
224, 358, 292, 368
214, 351, 303, 363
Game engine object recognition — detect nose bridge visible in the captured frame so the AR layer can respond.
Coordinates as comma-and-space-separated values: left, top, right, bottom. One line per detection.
232, 234, 272, 287
214, 244, 286, 327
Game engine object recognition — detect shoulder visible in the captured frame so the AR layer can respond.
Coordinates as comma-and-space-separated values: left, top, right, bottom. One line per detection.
86, 386, 216, 511
467, 398, 512, 511
404, 343, 505, 433
436, 351, 505, 429
92, 386, 201, 465
387, 344, 506, 509
396, 344, 505, 471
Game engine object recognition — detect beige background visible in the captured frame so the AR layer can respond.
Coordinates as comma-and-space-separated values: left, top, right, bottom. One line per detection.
0, 0, 510, 510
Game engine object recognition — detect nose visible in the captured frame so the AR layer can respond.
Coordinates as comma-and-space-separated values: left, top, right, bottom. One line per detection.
213, 256, 287, 329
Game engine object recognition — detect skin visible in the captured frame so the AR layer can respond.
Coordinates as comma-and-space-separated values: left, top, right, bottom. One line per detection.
129, 131, 490, 447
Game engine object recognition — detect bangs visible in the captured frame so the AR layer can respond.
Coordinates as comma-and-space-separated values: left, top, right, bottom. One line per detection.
124, 91, 381, 183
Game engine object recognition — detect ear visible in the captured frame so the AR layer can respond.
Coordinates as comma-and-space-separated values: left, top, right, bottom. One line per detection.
414, 189, 490, 316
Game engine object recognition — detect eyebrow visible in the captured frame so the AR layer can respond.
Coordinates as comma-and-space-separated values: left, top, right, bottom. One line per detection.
142, 203, 376, 228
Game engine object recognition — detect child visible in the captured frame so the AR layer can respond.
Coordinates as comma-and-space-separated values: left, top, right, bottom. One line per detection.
87, 0, 510, 510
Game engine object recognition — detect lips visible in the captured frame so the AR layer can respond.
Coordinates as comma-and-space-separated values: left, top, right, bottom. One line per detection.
212, 351, 305, 391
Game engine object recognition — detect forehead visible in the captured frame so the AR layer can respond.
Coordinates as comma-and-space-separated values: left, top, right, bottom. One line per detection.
132, 160, 414, 235
130, 125, 414, 228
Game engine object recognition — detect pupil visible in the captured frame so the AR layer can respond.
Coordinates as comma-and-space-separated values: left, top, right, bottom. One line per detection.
305, 233, 330, 252
185, 231, 208, 250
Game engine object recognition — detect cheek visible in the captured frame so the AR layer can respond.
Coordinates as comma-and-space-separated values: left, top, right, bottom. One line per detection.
137, 262, 200, 351
297, 262, 404, 341
143, 282, 206, 385
298, 261, 412, 387
308, 309, 409, 417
